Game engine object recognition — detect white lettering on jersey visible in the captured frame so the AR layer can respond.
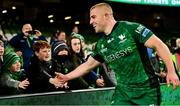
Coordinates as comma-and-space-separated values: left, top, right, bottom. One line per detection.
105, 47, 133, 63
107, 38, 114, 43
100, 48, 107, 53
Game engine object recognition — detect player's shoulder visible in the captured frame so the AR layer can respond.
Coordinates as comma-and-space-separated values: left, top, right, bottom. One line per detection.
118, 20, 140, 26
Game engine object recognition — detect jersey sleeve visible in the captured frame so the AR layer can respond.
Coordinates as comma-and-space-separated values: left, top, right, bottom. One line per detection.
91, 42, 105, 63
129, 22, 153, 44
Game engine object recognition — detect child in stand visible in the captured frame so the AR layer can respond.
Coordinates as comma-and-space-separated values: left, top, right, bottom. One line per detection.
0, 52, 29, 95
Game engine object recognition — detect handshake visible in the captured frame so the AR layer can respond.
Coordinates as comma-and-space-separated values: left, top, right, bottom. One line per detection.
49, 72, 69, 89
49, 72, 105, 89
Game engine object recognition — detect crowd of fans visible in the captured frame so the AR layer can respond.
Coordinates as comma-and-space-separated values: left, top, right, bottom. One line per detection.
0, 23, 117, 96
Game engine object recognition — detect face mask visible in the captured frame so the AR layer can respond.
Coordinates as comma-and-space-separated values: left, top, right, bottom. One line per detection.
56, 55, 68, 62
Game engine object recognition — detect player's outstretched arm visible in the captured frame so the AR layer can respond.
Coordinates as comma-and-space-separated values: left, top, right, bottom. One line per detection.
56, 56, 101, 83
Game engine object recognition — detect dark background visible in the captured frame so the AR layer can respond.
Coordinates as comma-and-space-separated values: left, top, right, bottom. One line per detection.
0, 0, 179, 42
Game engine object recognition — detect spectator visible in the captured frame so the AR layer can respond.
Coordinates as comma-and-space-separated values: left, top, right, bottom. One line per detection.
9, 23, 47, 71
50, 31, 58, 45
52, 41, 88, 90
26, 41, 61, 93
72, 33, 85, 49
67, 36, 104, 88
0, 34, 8, 47
57, 31, 66, 42
72, 33, 93, 61
71, 25, 79, 36
0, 40, 4, 71
50, 30, 67, 46
0, 52, 29, 95
171, 38, 180, 77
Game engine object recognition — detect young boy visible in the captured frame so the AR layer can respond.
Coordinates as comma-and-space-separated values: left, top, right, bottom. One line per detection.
26, 40, 61, 93
0, 52, 29, 95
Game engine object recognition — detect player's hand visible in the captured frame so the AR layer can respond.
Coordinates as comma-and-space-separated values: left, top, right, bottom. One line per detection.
55, 72, 69, 85
166, 72, 180, 89
64, 82, 69, 89
49, 77, 63, 88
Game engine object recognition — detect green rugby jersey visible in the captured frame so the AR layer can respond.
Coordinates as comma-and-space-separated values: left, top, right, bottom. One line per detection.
92, 21, 159, 88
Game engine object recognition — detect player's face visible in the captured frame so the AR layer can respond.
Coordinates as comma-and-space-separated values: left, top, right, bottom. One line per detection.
90, 8, 106, 33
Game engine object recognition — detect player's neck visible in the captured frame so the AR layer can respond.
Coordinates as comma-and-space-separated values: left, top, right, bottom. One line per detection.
104, 19, 117, 36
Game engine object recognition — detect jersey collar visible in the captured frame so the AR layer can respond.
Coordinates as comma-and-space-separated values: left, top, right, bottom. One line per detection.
106, 22, 119, 37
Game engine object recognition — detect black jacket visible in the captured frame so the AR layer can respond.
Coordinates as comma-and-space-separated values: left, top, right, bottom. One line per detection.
26, 55, 55, 93
52, 55, 89, 90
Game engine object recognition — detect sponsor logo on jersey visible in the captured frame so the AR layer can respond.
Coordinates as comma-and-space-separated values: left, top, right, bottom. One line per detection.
100, 44, 107, 53
107, 38, 114, 43
142, 28, 150, 37
118, 34, 127, 43
100, 48, 107, 53
135, 24, 144, 34
105, 47, 133, 63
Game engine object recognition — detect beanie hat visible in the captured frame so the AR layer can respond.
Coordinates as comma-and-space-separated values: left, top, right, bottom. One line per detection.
72, 33, 85, 41
2, 52, 20, 71
52, 41, 69, 56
